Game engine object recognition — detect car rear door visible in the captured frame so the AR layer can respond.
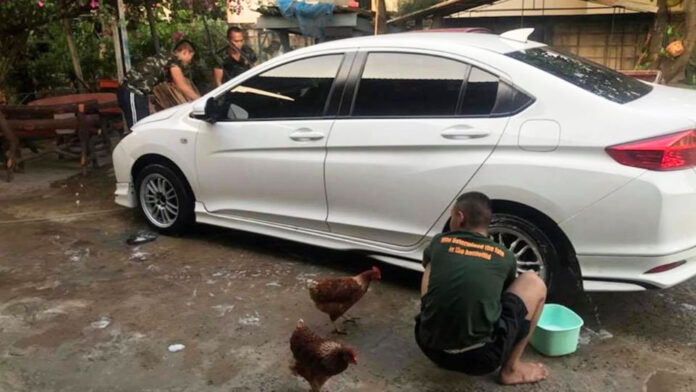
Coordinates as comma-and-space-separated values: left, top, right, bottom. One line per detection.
324, 50, 516, 246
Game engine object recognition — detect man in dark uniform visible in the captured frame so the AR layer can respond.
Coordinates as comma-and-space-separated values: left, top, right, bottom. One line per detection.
213, 27, 257, 86
416, 192, 549, 385
117, 40, 200, 128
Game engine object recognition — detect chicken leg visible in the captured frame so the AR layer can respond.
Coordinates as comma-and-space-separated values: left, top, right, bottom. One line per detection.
332, 321, 347, 335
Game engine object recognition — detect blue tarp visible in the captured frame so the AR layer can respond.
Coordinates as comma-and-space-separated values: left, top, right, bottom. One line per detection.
276, 0, 335, 39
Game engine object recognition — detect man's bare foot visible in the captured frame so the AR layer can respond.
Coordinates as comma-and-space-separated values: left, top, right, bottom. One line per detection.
499, 362, 548, 385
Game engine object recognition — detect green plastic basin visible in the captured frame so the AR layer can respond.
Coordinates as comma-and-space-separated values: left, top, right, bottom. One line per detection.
530, 303, 584, 357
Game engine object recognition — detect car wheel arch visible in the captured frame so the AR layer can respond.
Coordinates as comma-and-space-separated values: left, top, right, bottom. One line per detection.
131, 154, 196, 206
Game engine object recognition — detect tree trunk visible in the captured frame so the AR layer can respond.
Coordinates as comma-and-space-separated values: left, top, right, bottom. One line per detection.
648, 0, 669, 68
662, 0, 696, 82
61, 17, 85, 92
145, 0, 161, 54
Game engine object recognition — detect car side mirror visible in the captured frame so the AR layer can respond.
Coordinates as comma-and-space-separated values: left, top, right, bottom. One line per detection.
203, 97, 223, 123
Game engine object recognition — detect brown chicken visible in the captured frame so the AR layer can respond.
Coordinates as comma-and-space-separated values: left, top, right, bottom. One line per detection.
290, 319, 357, 392
308, 266, 381, 334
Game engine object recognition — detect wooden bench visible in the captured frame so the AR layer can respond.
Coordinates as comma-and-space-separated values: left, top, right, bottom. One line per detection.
0, 99, 118, 182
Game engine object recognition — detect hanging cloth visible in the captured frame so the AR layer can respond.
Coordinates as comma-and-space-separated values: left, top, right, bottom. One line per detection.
276, 0, 335, 39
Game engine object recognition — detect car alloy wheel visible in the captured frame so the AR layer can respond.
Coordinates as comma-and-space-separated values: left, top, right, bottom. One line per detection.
489, 227, 546, 280
139, 173, 180, 228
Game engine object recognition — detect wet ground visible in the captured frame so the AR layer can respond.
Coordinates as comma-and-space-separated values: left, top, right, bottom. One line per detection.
1, 157, 696, 392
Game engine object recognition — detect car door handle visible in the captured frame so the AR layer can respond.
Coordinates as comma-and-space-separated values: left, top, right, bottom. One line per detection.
441, 127, 490, 140
289, 130, 325, 142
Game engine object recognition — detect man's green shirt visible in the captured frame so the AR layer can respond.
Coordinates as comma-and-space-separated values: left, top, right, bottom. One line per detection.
419, 229, 517, 350
124, 52, 185, 95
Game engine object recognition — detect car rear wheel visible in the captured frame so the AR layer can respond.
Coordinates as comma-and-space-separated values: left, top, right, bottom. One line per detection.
135, 164, 194, 234
489, 213, 558, 291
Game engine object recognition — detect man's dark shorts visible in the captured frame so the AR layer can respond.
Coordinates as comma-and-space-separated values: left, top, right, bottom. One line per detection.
415, 292, 531, 375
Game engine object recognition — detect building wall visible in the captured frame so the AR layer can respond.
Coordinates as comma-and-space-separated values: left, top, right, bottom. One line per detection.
452, 0, 680, 17
443, 13, 653, 69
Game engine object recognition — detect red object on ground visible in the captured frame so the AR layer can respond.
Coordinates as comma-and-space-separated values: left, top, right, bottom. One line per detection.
619, 69, 664, 84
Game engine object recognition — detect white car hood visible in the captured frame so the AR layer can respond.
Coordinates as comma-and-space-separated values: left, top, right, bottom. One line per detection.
626, 84, 696, 124
134, 104, 190, 128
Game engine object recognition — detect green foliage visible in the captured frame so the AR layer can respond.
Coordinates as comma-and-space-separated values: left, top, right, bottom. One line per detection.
398, 0, 440, 16
1, 0, 230, 100
128, 10, 229, 93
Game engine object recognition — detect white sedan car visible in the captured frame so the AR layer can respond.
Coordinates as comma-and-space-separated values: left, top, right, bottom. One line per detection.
113, 30, 696, 295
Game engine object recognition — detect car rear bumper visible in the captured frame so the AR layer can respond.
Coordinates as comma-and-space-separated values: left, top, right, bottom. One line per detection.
560, 168, 696, 291
580, 244, 696, 291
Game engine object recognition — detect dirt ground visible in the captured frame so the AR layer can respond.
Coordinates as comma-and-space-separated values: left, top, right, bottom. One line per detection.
1, 157, 696, 392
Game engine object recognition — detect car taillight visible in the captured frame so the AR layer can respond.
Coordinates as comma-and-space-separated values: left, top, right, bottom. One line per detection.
606, 130, 696, 171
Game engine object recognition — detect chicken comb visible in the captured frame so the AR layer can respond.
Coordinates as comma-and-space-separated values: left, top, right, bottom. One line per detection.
372, 266, 382, 279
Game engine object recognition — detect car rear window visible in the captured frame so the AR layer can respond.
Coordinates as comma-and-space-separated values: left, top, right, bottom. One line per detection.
506, 47, 652, 104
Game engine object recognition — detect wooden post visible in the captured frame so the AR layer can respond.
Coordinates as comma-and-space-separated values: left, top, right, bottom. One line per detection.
279, 31, 291, 53
372, 0, 387, 35
117, 0, 132, 72
112, 20, 125, 82
432, 15, 444, 29
0, 110, 18, 182
61, 17, 85, 92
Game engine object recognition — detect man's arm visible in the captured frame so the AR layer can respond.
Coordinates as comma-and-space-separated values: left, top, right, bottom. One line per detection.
420, 264, 431, 298
503, 253, 517, 290
420, 237, 435, 297
170, 66, 200, 101
213, 68, 223, 87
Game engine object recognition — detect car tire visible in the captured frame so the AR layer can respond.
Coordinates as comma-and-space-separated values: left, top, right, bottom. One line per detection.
488, 213, 560, 294
135, 164, 194, 235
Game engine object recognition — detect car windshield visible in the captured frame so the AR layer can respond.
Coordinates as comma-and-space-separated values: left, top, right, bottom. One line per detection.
506, 47, 653, 104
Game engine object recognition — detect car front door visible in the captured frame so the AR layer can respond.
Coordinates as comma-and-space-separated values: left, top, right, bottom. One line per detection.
325, 51, 516, 246
195, 53, 350, 231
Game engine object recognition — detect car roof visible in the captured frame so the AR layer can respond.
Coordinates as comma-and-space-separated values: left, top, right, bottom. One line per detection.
293, 32, 547, 55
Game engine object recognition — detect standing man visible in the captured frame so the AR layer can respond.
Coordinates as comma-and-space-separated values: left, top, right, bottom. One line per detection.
117, 39, 200, 129
415, 192, 549, 385
213, 27, 257, 86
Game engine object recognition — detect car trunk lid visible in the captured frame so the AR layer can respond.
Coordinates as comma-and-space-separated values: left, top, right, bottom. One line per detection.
626, 84, 696, 123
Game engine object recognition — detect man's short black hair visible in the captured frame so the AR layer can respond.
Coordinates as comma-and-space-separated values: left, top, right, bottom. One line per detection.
454, 192, 492, 229
227, 26, 243, 39
174, 39, 195, 53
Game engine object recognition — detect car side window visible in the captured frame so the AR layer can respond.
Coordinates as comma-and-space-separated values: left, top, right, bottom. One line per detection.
491, 82, 535, 115
459, 67, 501, 116
352, 53, 468, 117
219, 54, 344, 120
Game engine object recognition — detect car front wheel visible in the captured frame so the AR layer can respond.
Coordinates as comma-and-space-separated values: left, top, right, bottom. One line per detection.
135, 164, 194, 234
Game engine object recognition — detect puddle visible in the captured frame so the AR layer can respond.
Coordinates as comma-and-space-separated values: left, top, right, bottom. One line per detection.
238, 312, 261, 326
644, 370, 695, 392
90, 316, 111, 329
